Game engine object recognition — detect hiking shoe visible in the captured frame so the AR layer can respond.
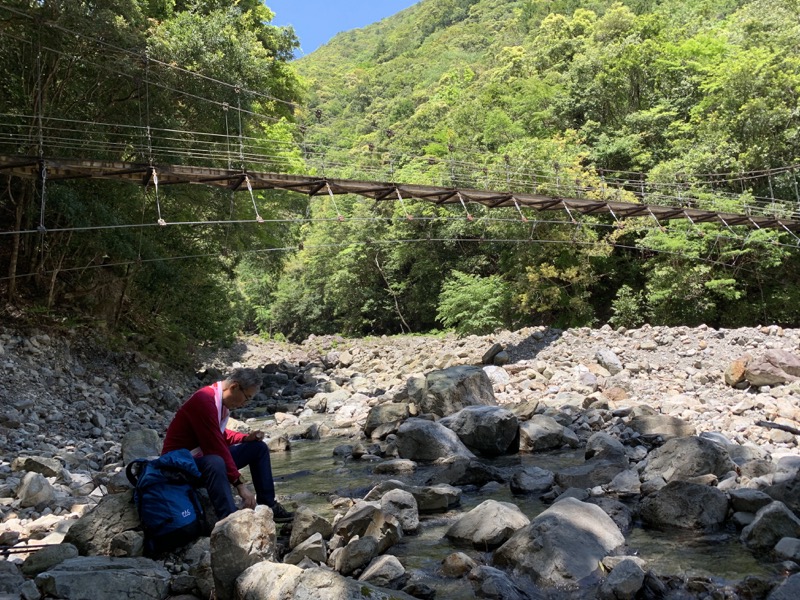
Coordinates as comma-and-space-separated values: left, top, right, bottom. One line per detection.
271, 502, 294, 523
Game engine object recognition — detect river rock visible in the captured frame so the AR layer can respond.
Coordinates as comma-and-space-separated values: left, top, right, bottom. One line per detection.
359, 555, 406, 589
765, 470, 800, 515
745, 349, 800, 386
509, 466, 555, 495
235, 563, 418, 600
11, 455, 63, 478
333, 535, 381, 575
364, 480, 461, 512
16, 471, 55, 508
425, 455, 506, 487
441, 551, 477, 577
554, 454, 629, 490
284, 532, 327, 565
421, 365, 496, 417
468, 565, 530, 600
289, 506, 333, 550
641, 436, 736, 482
627, 415, 696, 439
519, 415, 579, 451
35, 556, 170, 600
775, 538, 800, 561
380, 488, 419, 534
767, 573, 800, 600
595, 349, 623, 375
210, 505, 277, 600
395, 418, 475, 461
640, 481, 729, 529
741, 502, 800, 550
0, 561, 24, 596
364, 402, 411, 438
63, 491, 140, 555
729, 488, 774, 513
21, 542, 79, 577
585, 432, 627, 461
445, 499, 530, 549
438, 405, 519, 456
122, 429, 162, 465
599, 557, 646, 600
493, 497, 625, 587
724, 357, 749, 386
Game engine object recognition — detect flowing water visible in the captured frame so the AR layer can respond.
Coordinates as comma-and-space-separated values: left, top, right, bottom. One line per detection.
257, 434, 777, 598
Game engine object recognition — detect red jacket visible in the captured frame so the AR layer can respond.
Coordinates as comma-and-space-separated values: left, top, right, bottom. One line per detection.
162, 385, 246, 483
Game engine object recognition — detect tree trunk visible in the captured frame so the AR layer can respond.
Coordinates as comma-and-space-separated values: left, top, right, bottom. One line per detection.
6, 181, 29, 301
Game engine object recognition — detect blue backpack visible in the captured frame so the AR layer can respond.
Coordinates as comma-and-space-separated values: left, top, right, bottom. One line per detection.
125, 449, 207, 557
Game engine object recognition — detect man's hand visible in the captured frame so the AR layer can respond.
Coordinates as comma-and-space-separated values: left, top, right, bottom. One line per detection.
237, 483, 256, 509
243, 430, 264, 443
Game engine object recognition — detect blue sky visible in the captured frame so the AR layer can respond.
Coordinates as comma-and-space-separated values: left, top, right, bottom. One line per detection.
268, 1, 421, 56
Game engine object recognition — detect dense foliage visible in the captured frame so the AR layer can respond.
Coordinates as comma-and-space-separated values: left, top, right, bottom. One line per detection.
0, 0, 303, 356
280, 0, 800, 338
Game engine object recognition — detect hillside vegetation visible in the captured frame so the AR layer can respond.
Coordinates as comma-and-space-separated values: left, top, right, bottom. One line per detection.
274, 0, 800, 338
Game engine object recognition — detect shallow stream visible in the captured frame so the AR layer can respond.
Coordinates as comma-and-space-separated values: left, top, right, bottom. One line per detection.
259, 435, 776, 598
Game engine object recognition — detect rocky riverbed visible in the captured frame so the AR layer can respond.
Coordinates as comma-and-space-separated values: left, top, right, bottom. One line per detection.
2, 323, 800, 599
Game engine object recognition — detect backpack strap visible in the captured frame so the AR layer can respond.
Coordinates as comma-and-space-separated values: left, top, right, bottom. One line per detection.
125, 459, 149, 486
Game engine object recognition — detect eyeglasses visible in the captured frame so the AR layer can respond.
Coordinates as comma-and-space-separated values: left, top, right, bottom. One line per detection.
238, 385, 255, 402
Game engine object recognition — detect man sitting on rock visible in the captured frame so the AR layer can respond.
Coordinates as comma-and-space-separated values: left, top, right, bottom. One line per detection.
162, 367, 294, 523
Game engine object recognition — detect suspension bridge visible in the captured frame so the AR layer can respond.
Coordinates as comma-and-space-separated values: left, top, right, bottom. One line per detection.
3, 1, 800, 242
2, 154, 800, 235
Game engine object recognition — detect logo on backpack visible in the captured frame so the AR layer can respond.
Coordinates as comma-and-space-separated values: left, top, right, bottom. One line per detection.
126, 449, 207, 557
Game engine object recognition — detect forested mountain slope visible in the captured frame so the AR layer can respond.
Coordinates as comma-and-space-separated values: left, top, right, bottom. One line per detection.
268, 0, 800, 339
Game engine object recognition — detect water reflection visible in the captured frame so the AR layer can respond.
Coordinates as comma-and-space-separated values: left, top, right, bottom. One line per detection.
257, 434, 777, 595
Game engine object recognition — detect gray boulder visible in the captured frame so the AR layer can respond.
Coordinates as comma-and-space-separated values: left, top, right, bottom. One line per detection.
122, 429, 162, 465
11, 456, 63, 478
35, 557, 169, 600
395, 418, 475, 462
767, 573, 800, 600
359, 555, 406, 589
63, 491, 140, 555
599, 558, 646, 600
729, 488, 774, 514
519, 415, 579, 452
640, 481, 729, 529
493, 498, 624, 587
745, 349, 800, 387
554, 455, 629, 490
509, 466, 555, 495
22, 543, 79, 577
765, 471, 800, 516
425, 455, 506, 487
468, 565, 530, 600
16, 471, 55, 508
421, 366, 496, 417
628, 415, 696, 440
446, 499, 530, 549
284, 532, 327, 565
595, 349, 623, 375
741, 502, 800, 550
235, 564, 418, 600
364, 479, 461, 513
380, 489, 419, 534
439, 406, 519, 457
333, 535, 381, 575
364, 402, 411, 438
0, 561, 24, 596
641, 436, 736, 483
289, 506, 333, 550
211, 505, 277, 600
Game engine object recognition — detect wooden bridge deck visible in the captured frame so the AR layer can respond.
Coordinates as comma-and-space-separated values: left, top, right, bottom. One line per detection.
2, 155, 798, 231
